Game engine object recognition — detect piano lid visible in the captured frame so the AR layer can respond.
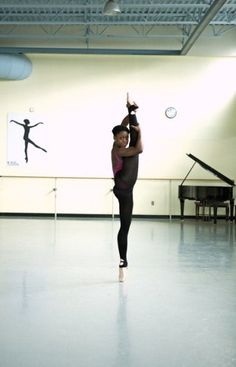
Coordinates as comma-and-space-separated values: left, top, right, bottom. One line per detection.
185, 153, 235, 186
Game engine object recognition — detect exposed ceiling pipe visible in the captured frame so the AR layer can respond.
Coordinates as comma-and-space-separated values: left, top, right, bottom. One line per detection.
180, 0, 227, 55
0, 54, 32, 80
0, 47, 180, 56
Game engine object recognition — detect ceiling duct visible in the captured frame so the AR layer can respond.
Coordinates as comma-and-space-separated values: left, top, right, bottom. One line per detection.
0, 54, 32, 80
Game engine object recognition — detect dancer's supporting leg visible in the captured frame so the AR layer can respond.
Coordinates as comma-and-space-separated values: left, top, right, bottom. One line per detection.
114, 186, 133, 279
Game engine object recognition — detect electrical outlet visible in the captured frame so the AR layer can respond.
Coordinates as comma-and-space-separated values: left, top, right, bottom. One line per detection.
151, 201, 154, 206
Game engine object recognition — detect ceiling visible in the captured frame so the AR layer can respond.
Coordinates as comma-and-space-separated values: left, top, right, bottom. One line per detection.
0, 0, 236, 56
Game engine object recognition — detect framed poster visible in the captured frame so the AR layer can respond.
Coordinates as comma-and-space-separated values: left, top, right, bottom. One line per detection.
7, 113, 48, 167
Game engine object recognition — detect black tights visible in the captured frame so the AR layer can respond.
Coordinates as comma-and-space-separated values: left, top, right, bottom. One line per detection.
113, 187, 133, 265
113, 112, 139, 267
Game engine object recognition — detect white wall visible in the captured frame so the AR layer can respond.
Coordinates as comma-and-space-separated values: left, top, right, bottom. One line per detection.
0, 54, 235, 215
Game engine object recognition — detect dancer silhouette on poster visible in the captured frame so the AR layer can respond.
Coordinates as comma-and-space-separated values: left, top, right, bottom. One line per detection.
10, 118, 47, 163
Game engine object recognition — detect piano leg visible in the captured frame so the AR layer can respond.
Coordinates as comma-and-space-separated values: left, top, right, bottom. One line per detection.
180, 198, 185, 220
230, 199, 234, 221
213, 205, 217, 224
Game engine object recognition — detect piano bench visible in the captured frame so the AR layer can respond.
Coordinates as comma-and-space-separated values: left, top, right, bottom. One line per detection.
195, 201, 229, 222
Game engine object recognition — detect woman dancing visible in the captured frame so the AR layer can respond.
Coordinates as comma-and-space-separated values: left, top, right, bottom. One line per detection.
111, 94, 143, 282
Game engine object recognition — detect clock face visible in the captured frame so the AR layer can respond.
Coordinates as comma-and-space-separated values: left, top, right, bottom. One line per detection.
165, 107, 177, 118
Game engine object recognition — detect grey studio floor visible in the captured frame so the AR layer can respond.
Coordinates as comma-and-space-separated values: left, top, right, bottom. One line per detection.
0, 217, 236, 367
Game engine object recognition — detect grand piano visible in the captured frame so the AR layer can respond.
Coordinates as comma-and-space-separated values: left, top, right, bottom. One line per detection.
179, 153, 235, 223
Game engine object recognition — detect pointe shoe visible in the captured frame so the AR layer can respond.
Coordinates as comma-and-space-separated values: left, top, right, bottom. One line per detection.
126, 92, 139, 112
119, 267, 127, 282
119, 259, 128, 282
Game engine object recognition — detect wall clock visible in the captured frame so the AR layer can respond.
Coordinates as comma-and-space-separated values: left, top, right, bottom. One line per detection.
165, 107, 177, 119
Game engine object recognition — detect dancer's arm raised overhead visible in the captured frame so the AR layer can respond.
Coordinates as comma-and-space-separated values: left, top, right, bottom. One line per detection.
116, 125, 143, 157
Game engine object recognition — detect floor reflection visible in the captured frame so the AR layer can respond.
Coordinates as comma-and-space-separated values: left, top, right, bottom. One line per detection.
179, 221, 236, 270
115, 283, 130, 366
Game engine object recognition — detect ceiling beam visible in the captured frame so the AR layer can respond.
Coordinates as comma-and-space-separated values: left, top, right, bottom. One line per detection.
180, 0, 228, 55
